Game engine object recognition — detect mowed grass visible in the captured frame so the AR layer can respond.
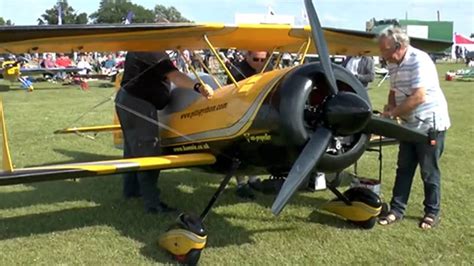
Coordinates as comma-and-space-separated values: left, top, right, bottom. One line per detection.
0, 64, 473, 265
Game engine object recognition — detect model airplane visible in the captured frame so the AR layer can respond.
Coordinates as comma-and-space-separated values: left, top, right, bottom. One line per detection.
0, 0, 452, 263
0, 57, 83, 91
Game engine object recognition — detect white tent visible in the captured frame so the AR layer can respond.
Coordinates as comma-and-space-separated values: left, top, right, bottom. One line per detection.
452, 33, 474, 59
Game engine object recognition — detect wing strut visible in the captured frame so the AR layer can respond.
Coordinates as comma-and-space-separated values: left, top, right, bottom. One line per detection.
0, 98, 13, 172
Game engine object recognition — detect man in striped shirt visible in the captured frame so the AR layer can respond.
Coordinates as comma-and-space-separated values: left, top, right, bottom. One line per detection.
377, 28, 450, 229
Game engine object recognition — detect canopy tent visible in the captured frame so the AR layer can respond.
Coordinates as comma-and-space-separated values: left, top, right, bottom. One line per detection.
452, 33, 474, 59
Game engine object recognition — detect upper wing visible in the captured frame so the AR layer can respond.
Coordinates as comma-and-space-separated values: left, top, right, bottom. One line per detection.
0, 23, 452, 55
0, 153, 216, 186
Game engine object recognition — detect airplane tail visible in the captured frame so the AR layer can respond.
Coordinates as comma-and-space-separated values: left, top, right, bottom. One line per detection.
0, 98, 14, 172
53, 72, 124, 148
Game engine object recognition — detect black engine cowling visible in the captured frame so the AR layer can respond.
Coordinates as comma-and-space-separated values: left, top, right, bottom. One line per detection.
276, 62, 371, 173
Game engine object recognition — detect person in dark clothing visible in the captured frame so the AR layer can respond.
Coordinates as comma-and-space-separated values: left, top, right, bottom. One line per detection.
342, 55, 375, 89
227, 51, 270, 84
226, 51, 272, 199
115, 51, 213, 214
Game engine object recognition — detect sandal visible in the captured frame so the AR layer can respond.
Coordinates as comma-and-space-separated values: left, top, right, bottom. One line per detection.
378, 212, 401, 226
419, 214, 439, 229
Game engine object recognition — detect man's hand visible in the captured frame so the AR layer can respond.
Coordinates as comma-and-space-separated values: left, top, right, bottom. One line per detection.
198, 83, 214, 99
382, 104, 395, 118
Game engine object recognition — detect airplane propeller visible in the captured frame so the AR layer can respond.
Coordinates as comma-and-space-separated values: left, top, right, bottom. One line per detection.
271, 0, 428, 215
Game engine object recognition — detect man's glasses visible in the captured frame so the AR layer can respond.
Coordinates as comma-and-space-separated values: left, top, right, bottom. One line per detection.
252, 57, 266, 62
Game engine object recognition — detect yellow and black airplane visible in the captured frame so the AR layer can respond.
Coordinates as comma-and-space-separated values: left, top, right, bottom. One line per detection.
0, 0, 451, 264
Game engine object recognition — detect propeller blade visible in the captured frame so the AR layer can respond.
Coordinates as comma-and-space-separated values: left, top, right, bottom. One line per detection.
272, 127, 332, 215
365, 115, 428, 143
304, 0, 338, 94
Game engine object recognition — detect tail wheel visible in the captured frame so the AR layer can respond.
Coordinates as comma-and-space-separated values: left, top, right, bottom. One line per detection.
174, 249, 202, 266
351, 216, 377, 229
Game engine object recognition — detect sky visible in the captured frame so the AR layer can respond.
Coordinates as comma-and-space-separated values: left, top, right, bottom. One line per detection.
0, 0, 473, 36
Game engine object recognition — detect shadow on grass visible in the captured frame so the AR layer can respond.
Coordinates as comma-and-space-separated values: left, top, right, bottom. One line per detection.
307, 209, 364, 229
19, 149, 121, 168
53, 148, 121, 163
0, 155, 364, 263
0, 84, 10, 92
0, 169, 302, 263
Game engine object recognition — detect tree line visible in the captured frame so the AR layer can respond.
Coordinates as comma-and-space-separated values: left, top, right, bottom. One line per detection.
0, 0, 190, 26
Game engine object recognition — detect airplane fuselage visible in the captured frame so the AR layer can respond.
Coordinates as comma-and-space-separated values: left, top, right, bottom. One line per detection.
157, 62, 371, 176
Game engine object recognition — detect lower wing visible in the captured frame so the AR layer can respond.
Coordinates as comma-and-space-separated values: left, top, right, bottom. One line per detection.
0, 153, 216, 186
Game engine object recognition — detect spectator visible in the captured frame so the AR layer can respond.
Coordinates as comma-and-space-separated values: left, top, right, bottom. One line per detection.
226, 50, 272, 199
115, 51, 214, 214
342, 55, 375, 89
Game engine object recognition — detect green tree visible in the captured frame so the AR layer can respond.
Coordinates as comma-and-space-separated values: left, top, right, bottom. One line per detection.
37, 0, 88, 25
90, 0, 155, 24
154, 4, 191, 22
0, 17, 13, 25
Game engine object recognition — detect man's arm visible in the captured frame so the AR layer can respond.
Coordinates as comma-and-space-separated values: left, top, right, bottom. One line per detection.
166, 70, 214, 99
388, 87, 426, 117
388, 90, 396, 109
382, 90, 397, 117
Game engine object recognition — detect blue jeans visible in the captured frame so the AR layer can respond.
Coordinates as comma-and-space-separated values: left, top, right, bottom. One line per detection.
115, 89, 161, 210
390, 131, 446, 218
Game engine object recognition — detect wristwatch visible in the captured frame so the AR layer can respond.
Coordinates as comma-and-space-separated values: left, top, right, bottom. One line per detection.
193, 82, 202, 93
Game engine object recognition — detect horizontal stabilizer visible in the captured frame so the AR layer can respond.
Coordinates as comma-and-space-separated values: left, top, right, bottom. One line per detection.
54, 125, 121, 134
0, 153, 216, 186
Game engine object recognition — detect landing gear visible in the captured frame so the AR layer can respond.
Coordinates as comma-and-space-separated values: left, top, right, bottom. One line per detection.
351, 216, 377, 229
323, 186, 382, 229
159, 213, 207, 265
158, 158, 240, 265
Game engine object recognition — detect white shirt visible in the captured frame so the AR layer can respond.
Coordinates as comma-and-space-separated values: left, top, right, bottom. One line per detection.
77, 60, 92, 75
346, 57, 361, 75
388, 46, 451, 132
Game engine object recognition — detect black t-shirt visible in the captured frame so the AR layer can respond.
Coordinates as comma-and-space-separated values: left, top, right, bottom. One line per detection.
226, 60, 273, 84
227, 60, 257, 83
121, 52, 178, 109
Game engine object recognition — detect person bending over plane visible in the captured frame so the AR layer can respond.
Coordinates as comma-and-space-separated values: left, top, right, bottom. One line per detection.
376, 28, 450, 229
227, 50, 272, 199
115, 51, 214, 214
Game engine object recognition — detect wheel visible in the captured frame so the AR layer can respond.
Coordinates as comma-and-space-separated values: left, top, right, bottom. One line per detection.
174, 249, 202, 265
379, 202, 389, 217
158, 213, 207, 265
351, 216, 377, 229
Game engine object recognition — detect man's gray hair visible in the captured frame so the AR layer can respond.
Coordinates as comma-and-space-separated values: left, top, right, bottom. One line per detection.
378, 27, 410, 47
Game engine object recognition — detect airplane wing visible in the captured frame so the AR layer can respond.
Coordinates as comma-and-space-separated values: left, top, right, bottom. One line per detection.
0, 23, 452, 56
0, 153, 216, 186
0, 97, 215, 186
18, 67, 84, 75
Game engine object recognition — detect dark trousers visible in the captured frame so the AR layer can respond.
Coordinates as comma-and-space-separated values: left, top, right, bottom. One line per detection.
390, 131, 446, 218
115, 89, 161, 210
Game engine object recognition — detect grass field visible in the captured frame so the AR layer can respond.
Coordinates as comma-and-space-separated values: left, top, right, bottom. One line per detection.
0, 63, 472, 265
